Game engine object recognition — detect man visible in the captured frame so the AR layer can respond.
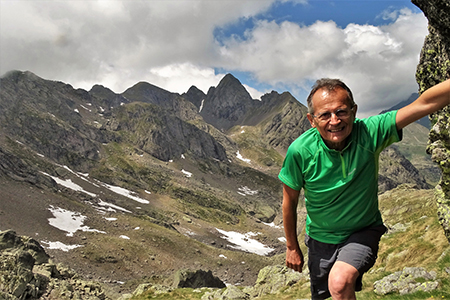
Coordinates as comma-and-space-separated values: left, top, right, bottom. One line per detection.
278, 78, 450, 300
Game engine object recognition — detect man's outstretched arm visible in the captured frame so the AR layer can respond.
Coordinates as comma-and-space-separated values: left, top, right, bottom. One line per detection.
282, 184, 304, 272
396, 79, 450, 130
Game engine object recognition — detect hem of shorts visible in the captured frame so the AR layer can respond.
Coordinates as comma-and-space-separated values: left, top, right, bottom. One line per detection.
312, 291, 331, 300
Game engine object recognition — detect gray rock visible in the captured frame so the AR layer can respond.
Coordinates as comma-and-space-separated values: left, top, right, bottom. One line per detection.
202, 285, 249, 300
0, 230, 111, 300
373, 267, 439, 295
413, 0, 450, 243
247, 265, 308, 298
173, 269, 226, 289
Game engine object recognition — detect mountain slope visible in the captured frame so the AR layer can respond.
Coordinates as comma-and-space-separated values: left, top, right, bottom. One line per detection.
0, 70, 438, 297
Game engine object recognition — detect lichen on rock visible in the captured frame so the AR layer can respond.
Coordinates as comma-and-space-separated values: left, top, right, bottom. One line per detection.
413, 0, 450, 242
373, 267, 439, 295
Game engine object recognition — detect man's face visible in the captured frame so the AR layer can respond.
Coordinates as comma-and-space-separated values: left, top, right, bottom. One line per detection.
307, 87, 357, 151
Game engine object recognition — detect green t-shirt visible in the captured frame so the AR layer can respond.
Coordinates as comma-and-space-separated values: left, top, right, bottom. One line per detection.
279, 111, 402, 244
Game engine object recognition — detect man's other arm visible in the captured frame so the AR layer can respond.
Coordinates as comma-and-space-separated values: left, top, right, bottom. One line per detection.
282, 184, 304, 272
396, 79, 450, 130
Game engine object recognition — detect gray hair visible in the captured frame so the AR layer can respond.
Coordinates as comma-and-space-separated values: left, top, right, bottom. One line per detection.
306, 78, 355, 114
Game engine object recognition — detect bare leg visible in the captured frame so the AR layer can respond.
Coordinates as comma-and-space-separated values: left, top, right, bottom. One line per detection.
328, 261, 359, 300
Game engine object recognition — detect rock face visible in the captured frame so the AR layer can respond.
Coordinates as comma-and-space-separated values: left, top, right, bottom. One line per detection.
172, 269, 226, 289
188, 74, 311, 152
412, 0, 450, 242
201, 265, 309, 300
373, 267, 439, 295
0, 230, 111, 300
378, 146, 430, 193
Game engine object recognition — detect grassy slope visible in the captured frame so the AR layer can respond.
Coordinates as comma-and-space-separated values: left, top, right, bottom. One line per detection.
131, 185, 450, 300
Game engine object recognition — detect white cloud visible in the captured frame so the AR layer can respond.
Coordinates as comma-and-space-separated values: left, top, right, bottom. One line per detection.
243, 84, 266, 100
0, 1, 427, 115
217, 8, 427, 116
147, 63, 225, 94
219, 19, 347, 83
0, 0, 275, 92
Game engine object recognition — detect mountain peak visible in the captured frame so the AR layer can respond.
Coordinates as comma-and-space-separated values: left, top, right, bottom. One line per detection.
219, 73, 241, 84
196, 74, 253, 130
1, 70, 42, 83
215, 74, 249, 96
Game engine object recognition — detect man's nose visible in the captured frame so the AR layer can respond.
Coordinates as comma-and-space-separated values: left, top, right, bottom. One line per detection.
329, 113, 341, 124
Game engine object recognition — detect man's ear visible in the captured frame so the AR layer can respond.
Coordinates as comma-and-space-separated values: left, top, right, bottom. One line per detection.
352, 105, 358, 119
307, 113, 316, 128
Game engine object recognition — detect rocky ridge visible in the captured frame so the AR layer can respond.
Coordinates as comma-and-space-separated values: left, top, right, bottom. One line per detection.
413, 0, 450, 242
0, 230, 110, 300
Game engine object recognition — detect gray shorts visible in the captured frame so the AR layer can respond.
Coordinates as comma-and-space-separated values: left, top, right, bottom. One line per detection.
305, 224, 387, 300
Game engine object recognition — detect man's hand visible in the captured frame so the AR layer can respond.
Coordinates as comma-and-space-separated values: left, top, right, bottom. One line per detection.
286, 247, 304, 272
282, 184, 304, 272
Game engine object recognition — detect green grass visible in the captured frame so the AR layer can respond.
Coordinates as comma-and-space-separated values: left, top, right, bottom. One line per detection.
130, 185, 450, 300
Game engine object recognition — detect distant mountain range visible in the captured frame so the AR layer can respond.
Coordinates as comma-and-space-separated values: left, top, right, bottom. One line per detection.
0, 70, 435, 294
381, 92, 431, 128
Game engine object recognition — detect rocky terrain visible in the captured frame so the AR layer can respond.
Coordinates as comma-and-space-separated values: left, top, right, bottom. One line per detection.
413, 0, 450, 243
1, 0, 450, 299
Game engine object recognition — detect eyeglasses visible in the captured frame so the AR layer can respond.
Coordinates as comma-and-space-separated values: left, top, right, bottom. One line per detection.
312, 107, 355, 122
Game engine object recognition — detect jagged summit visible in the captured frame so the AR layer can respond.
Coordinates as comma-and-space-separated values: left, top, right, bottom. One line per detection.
198, 73, 253, 131
182, 85, 207, 111
123, 81, 175, 104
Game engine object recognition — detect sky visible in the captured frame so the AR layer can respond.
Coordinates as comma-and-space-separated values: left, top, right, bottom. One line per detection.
0, 0, 428, 117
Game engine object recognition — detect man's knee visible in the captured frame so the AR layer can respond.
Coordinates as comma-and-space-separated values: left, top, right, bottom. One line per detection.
328, 262, 359, 297
329, 273, 352, 295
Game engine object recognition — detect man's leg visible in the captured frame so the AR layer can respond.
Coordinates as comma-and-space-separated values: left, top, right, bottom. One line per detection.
305, 234, 337, 299
330, 224, 387, 299
328, 261, 359, 300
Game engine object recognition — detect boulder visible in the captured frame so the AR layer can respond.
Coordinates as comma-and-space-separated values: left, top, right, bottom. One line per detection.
373, 267, 439, 295
172, 269, 226, 289
412, 0, 450, 242
246, 265, 308, 298
0, 230, 111, 300
202, 285, 250, 300
0, 230, 50, 265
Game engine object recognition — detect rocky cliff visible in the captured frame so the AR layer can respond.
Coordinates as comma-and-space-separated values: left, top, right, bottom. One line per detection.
412, 0, 450, 242
0, 230, 112, 300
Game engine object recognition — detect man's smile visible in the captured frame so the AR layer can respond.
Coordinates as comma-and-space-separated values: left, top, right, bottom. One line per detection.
328, 127, 345, 133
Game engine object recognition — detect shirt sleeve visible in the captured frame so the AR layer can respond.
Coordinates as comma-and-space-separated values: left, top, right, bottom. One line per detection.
278, 145, 304, 191
360, 110, 402, 153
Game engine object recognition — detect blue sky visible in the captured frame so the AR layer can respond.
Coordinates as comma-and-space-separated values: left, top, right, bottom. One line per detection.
0, 0, 428, 117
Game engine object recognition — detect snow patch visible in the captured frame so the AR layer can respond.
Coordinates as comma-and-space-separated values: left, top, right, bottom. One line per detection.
96, 199, 132, 213
41, 241, 83, 252
216, 228, 274, 256
237, 186, 258, 196
236, 151, 251, 164
199, 99, 205, 113
48, 206, 106, 237
41, 172, 97, 197
98, 182, 149, 204
80, 104, 91, 112
262, 221, 281, 229
181, 169, 192, 178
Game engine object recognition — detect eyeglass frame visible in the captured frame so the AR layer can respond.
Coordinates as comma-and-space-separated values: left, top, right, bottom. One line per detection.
311, 106, 356, 122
